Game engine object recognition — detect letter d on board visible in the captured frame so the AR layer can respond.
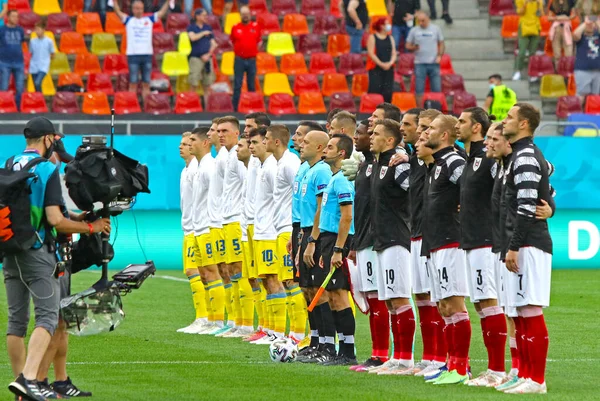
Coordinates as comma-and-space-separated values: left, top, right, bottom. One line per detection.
568, 221, 600, 260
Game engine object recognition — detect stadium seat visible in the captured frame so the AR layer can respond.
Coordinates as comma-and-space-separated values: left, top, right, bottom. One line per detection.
281, 53, 308, 75
557, 56, 575, 78
293, 73, 320, 95
242, 75, 263, 94
52, 91, 80, 113
359, 93, 384, 113
266, 33, 296, 56
540, 16, 551, 37
74, 53, 101, 75
82, 92, 111, 115
351, 73, 369, 97
115, 73, 129, 92
271, 0, 297, 16
313, 15, 340, 35
91, 33, 119, 55
268, 93, 297, 114
33, 0, 61, 15
144, 93, 172, 114
283, 14, 310, 36
257, 13, 281, 35
224, 12, 241, 35
528, 54, 555, 78
178, 32, 192, 56
488, 0, 516, 16
0, 91, 17, 113
214, 32, 234, 54
113, 91, 141, 114
59, 32, 88, 54
27, 74, 56, 95
440, 54, 454, 75
57, 72, 83, 88
20, 92, 48, 113
501, 15, 519, 39
166, 13, 190, 35
556, 96, 582, 119
264, 72, 293, 96
76, 12, 103, 34
452, 91, 477, 116
206, 15, 223, 32
298, 91, 327, 114
309, 52, 337, 74
49, 52, 71, 75
256, 52, 279, 75
327, 34, 351, 57
9, 0, 31, 12
103, 54, 129, 76
152, 32, 176, 55
330, 0, 342, 17
19, 11, 41, 35
539, 74, 568, 98
396, 53, 415, 77
175, 75, 191, 94
46, 13, 73, 35
585, 94, 600, 114
63, 0, 83, 16
567, 73, 576, 96
301, 0, 326, 16
238, 91, 266, 113
543, 36, 555, 57
330, 92, 357, 112
220, 51, 235, 76
322, 73, 349, 97
338, 53, 366, 75
206, 92, 234, 112
105, 12, 125, 35
162, 51, 190, 76
249, 0, 268, 15
297, 34, 323, 55
423, 92, 448, 112
441, 73, 466, 96
392, 92, 417, 110
151, 71, 174, 95
86, 73, 114, 95
150, 15, 165, 33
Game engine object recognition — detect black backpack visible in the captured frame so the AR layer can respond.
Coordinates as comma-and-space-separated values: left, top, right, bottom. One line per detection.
0, 156, 46, 254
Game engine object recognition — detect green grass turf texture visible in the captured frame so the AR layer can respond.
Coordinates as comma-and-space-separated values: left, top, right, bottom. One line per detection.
1, 269, 599, 401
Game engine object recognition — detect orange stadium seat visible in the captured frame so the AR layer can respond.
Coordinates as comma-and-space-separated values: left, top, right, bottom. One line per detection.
567, 73, 576, 96
359, 93, 384, 113
20, 92, 48, 113
585, 95, 600, 114
392, 92, 417, 110
105, 12, 125, 35
298, 34, 323, 55
0, 92, 17, 113
76, 12, 103, 34
57, 72, 84, 89
166, 13, 190, 35
301, 0, 326, 16
248, 0, 268, 15
322, 73, 349, 97
257, 13, 281, 35
46, 13, 73, 35
281, 53, 308, 75
330, 0, 342, 17
501, 15, 519, 38
86, 73, 114, 95
268, 93, 297, 115
294, 73, 320, 95
452, 91, 477, 116
60, 32, 88, 54
82, 92, 110, 115
63, 0, 83, 16
103, 54, 129, 76
271, 0, 297, 16
327, 34, 351, 57
52, 91, 80, 113
9, 0, 31, 12
206, 92, 233, 112
114, 92, 141, 114
540, 16, 551, 37
309, 52, 337, 74
351, 73, 369, 97
556, 96, 582, 119
256, 52, 279, 75
338, 53, 366, 75
19, 12, 41, 35
153, 32, 176, 54
298, 91, 327, 114
283, 14, 310, 36
440, 54, 454, 74
423, 92, 448, 112
75, 53, 101, 75
313, 15, 340, 35
441, 73, 466, 96
144, 93, 172, 115
238, 92, 266, 113
330, 92, 357, 112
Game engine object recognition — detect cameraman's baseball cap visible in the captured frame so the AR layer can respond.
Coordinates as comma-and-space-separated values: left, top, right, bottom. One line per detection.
24, 116, 64, 139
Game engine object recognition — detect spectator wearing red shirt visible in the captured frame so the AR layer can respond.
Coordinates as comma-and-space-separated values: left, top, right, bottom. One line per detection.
230, 6, 261, 111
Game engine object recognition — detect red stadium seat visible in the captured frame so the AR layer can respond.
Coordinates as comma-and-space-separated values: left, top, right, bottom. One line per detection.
256, 52, 279, 75
60, 32, 88, 54
301, 0, 326, 16
175, 92, 204, 113
76, 12, 103, 34
540, 16, 551, 37
585, 95, 600, 114
392, 92, 417, 111
329, 92, 357, 112
396, 53, 415, 79
281, 53, 308, 75
9, 0, 31, 12
103, 54, 129, 75
113, 91, 141, 115
115, 73, 129, 92
152, 32, 176, 54
249, 0, 268, 15
82, 92, 110, 115
206, 15, 223, 32
298, 91, 326, 114
150, 71, 174, 96
257, 13, 280, 35
293, 73, 320, 95
150, 15, 165, 33
327, 34, 351, 57
74, 53, 101, 75
63, 0, 83, 16
298, 34, 323, 55
351, 73, 368, 97
86, 73, 114, 95
46, 12, 73, 35
330, 0, 342, 17
528, 54, 555, 78
19, 12, 41, 35
359, 93, 384, 113
338, 53, 366, 75
423, 92, 448, 112
144, 93, 172, 115
20, 92, 48, 113
309, 52, 337, 74
166, 13, 190, 35
556, 95, 582, 119
206, 92, 233, 112
489, 0, 516, 16
322, 73, 349, 97
52, 91, 80, 113
271, 0, 297, 16
238, 92, 266, 113
452, 91, 477, 116
268, 93, 297, 115
441, 73, 466, 96
0, 91, 17, 113
105, 12, 125, 35
440, 54, 454, 74
283, 14, 310, 36
557, 56, 575, 78
313, 15, 340, 35
214, 32, 234, 54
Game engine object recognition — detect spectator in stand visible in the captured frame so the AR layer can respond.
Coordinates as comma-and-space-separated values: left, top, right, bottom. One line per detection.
548, 0, 576, 68
0, 10, 24, 109
427, 0, 453, 24
406, 10, 444, 107
182, 0, 212, 16
0, 0, 7, 28
340, 0, 370, 53
573, 17, 600, 98
224, 0, 246, 21
367, 17, 397, 103
187, 9, 217, 94
484, 74, 518, 121
29, 21, 55, 93
113, 0, 170, 101
230, 5, 261, 111
83, 0, 111, 28
575, 0, 600, 18
512, 0, 544, 81
388, 0, 419, 51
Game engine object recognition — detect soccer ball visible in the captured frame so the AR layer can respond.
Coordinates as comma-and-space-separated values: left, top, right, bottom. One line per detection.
269, 338, 298, 363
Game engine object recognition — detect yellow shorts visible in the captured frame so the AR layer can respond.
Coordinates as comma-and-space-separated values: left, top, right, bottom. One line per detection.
276, 232, 293, 281
223, 222, 243, 264
210, 228, 226, 265
247, 224, 255, 265
194, 233, 215, 268
254, 239, 278, 277
242, 241, 253, 278
182, 234, 197, 272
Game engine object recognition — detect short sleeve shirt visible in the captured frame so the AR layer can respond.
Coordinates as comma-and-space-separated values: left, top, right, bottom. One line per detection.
319, 171, 355, 235
406, 24, 444, 64
123, 13, 157, 55
292, 162, 310, 224
299, 161, 332, 229
187, 23, 213, 58
29, 36, 55, 74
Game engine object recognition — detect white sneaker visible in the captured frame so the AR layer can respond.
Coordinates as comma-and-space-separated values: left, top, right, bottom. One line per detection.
251, 334, 277, 345
465, 370, 506, 387
177, 318, 204, 333
369, 359, 401, 374
381, 362, 414, 376
184, 318, 210, 334
504, 378, 547, 394
416, 361, 444, 377
405, 360, 430, 376
512, 71, 521, 81
196, 322, 217, 335
497, 377, 527, 392
215, 326, 236, 337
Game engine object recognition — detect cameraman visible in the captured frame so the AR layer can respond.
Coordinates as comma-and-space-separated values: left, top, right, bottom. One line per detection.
5, 117, 111, 401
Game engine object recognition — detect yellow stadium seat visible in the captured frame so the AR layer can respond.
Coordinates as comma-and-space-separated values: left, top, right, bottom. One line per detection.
178, 32, 192, 56
224, 12, 241, 35
573, 128, 599, 137
90, 33, 119, 55
220, 51, 235, 76
366, 0, 388, 16
161, 51, 190, 76
31, 31, 57, 51
263, 72, 293, 96
27, 73, 56, 95
266, 32, 295, 57
33, 0, 62, 15
176, 75, 204, 95
539, 74, 568, 98
49, 52, 71, 75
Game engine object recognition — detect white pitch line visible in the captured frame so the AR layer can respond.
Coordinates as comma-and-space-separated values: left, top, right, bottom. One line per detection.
155, 275, 189, 283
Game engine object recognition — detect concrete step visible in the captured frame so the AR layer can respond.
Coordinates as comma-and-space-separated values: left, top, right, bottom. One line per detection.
444, 39, 506, 60
422, 3, 482, 19
435, 19, 498, 39
451, 59, 515, 80
464, 79, 533, 101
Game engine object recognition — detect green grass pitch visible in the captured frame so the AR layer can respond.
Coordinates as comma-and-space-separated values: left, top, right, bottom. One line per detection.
1, 269, 599, 401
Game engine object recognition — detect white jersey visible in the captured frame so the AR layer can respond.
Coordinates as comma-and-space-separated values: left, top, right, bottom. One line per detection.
273, 150, 300, 235
221, 145, 246, 225
253, 155, 278, 240
244, 156, 260, 225
180, 158, 198, 235
192, 153, 214, 236
207, 146, 228, 228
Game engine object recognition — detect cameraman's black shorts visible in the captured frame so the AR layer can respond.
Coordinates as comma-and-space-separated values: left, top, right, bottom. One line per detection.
319, 232, 352, 292
298, 227, 323, 288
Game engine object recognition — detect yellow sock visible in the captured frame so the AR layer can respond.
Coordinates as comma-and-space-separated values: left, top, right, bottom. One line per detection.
189, 275, 207, 319
269, 293, 287, 336
238, 278, 254, 328
224, 283, 233, 323
204, 283, 214, 322
285, 289, 296, 336
253, 286, 264, 329
289, 286, 307, 338
231, 280, 242, 326
348, 292, 356, 316
207, 279, 225, 322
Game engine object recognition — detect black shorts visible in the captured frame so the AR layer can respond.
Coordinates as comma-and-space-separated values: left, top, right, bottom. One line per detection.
320, 232, 352, 292
298, 227, 323, 288
291, 223, 301, 283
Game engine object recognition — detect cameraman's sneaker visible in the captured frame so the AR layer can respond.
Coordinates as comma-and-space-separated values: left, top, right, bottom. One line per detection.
8, 374, 45, 401
38, 379, 66, 399
51, 377, 92, 397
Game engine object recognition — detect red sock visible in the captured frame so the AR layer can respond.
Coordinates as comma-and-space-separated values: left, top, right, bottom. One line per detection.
524, 314, 549, 384
417, 305, 436, 361
484, 311, 508, 373
391, 306, 416, 361
452, 312, 472, 376
367, 296, 390, 361
433, 308, 447, 363
510, 337, 520, 371
514, 316, 529, 378
443, 317, 455, 369
480, 315, 489, 353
